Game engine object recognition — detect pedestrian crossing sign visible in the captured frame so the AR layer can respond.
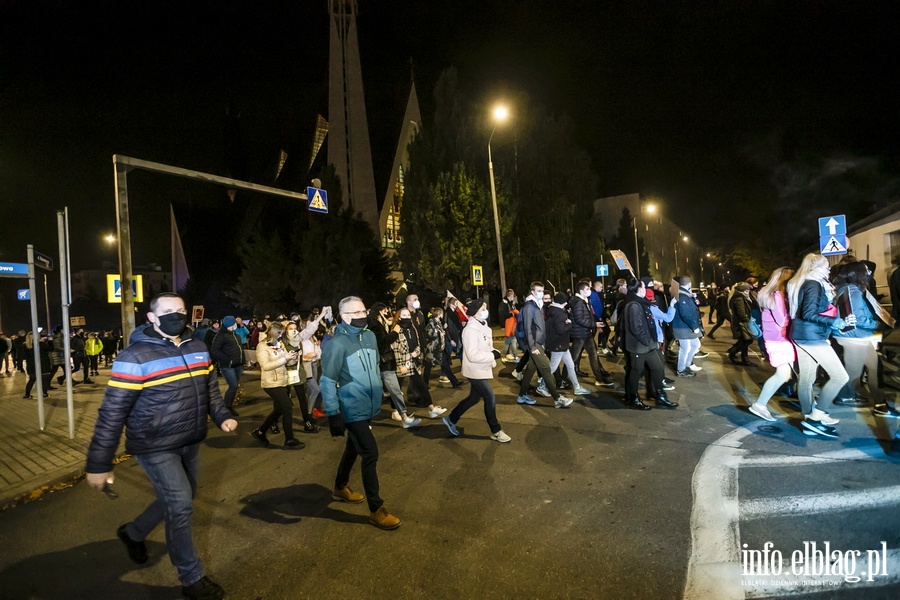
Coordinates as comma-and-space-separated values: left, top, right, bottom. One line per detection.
307, 187, 328, 214
106, 274, 144, 303
820, 234, 848, 256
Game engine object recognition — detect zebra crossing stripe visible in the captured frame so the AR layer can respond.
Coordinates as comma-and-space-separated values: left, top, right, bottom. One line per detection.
740, 485, 900, 520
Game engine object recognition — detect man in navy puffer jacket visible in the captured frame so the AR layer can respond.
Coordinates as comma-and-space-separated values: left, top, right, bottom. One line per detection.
85, 293, 236, 600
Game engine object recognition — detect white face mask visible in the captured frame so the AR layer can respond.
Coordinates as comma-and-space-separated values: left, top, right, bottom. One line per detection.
478, 309, 490, 321
412, 300, 421, 310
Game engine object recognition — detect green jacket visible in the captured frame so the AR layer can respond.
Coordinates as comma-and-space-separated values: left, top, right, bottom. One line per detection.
320, 322, 383, 423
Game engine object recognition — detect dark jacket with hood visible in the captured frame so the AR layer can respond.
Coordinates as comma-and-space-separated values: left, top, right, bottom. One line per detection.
789, 279, 841, 343
621, 294, 659, 354
568, 294, 597, 340
672, 287, 703, 339
368, 317, 399, 371
545, 304, 572, 352
85, 324, 232, 473
211, 328, 243, 367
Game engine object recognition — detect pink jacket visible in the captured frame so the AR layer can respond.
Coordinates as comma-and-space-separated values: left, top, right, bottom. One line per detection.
761, 291, 791, 343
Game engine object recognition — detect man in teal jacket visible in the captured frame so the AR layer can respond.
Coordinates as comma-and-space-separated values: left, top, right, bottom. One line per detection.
321, 295, 401, 530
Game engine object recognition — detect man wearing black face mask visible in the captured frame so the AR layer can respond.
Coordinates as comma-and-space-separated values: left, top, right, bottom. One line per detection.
85, 292, 237, 600
321, 295, 402, 530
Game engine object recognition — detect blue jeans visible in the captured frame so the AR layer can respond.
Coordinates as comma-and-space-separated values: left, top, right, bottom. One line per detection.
448, 378, 500, 434
128, 443, 204, 586
381, 370, 408, 414
220, 366, 243, 409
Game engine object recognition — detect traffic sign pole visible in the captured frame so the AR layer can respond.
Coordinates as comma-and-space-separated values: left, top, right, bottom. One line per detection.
57, 209, 75, 439
27, 245, 45, 431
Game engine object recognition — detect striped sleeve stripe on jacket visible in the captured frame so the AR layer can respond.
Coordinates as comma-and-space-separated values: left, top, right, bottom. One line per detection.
109, 354, 213, 390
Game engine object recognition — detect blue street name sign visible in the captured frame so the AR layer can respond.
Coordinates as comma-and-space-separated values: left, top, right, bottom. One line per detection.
307, 187, 328, 214
595, 264, 609, 277
0, 262, 29, 277
18, 289, 30, 300
34, 251, 54, 271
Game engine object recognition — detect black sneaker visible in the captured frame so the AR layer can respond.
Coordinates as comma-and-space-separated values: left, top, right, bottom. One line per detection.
303, 420, 320, 433
676, 369, 696, 378
834, 397, 867, 407
873, 405, 900, 419
251, 428, 269, 447
663, 377, 675, 385
801, 419, 839, 439
116, 524, 148, 564
182, 575, 225, 600
284, 438, 305, 449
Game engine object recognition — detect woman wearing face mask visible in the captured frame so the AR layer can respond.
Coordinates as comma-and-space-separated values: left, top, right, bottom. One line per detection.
367, 303, 421, 429
442, 300, 511, 442
251, 321, 305, 448
395, 308, 447, 419
283, 321, 319, 433
788, 253, 854, 438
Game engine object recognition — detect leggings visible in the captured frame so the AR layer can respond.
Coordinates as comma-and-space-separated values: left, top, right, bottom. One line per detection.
834, 337, 879, 400
794, 341, 850, 416
754, 363, 793, 407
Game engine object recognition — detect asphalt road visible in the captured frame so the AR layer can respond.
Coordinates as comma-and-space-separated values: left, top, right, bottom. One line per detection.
2, 337, 900, 600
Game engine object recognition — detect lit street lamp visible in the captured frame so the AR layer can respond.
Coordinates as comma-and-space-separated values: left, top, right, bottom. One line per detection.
488, 104, 509, 295
104, 234, 116, 244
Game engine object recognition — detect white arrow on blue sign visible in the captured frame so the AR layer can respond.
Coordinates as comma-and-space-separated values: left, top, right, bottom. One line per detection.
17, 289, 30, 300
595, 264, 609, 277
818, 214, 846, 238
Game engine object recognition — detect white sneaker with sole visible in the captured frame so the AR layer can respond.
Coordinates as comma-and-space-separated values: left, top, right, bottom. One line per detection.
688, 364, 702, 372
573, 386, 592, 396
513, 370, 524, 381
554, 396, 574, 408
748, 403, 776, 421
535, 384, 551, 398
490, 430, 512, 443
428, 406, 448, 418
402, 416, 422, 429
391, 410, 402, 421
438, 376, 451, 384
810, 407, 839, 426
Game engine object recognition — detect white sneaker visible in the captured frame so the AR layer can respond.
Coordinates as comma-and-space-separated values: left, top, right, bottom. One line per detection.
535, 384, 551, 398
438, 376, 451, 384
505, 354, 516, 362
688, 364, 702, 372
428, 406, 447, 418
599, 347, 610, 356
391, 410, 402, 421
573, 386, 592, 396
554, 396, 574, 409
810, 407, 839, 426
513, 370, 524, 381
402, 416, 422, 429
748, 403, 776, 422
490, 430, 512, 443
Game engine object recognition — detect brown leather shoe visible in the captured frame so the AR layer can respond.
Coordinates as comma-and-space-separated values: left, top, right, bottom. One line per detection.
369, 506, 401, 530
332, 486, 365, 504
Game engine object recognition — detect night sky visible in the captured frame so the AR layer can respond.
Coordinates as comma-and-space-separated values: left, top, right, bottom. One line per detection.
1, 0, 898, 327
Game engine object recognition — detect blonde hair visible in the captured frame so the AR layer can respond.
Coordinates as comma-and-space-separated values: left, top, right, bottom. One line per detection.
787, 254, 828, 318
757, 267, 794, 311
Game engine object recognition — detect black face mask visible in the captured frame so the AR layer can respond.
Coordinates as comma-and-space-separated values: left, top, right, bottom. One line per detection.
399, 318, 412, 327
157, 313, 187, 337
543, 301, 551, 308
350, 317, 368, 328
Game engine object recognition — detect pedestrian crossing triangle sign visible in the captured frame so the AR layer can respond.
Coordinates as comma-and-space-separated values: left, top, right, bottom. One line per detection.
106, 274, 144, 303
307, 187, 328, 214
820, 234, 848, 256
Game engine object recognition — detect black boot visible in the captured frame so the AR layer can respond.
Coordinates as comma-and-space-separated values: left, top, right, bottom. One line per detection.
656, 391, 678, 408
625, 393, 652, 411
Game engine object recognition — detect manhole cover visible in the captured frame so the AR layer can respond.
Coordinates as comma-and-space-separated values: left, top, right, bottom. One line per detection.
757, 425, 782, 433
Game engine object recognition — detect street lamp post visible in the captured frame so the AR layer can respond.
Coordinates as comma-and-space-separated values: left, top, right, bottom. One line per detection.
632, 216, 640, 279
488, 105, 509, 296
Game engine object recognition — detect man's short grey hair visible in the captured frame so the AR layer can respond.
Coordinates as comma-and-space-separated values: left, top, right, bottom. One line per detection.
339, 296, 364, 314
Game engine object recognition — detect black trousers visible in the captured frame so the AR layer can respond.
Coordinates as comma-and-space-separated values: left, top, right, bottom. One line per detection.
728, 338, 754, 361
708, 316, 729, 336
570, 336, 611, 381
335, 420, 383, 513
260, 386, 295, 440
25, 372, 51, 396
402, 371, 432, 406
624, 349, 665, 396
288, 383, 313, 421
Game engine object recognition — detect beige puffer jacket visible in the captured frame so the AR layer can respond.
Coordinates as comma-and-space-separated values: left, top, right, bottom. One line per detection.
257, 342, 289, 388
